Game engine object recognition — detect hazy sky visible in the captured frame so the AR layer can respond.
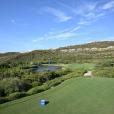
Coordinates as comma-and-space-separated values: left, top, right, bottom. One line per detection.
0, 0, 114, 52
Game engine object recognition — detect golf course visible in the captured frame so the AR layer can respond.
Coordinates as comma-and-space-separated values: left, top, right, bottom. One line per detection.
0, 0, 114, 113
1, 77, 114, 114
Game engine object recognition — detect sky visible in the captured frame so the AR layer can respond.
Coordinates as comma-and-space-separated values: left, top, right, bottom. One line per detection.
0, 0, 114, 52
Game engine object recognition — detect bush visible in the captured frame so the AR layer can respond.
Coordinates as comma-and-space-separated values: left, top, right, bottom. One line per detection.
93, 67, 114, 78
0, 97, 8, 104
27, 84, 49, 95
56, 68, 72, 75
0, 78, 20, 95
0, 78, 32, 95
97, 60, 114, 67
94, 60, 114, 78
46, 78, 63, 88
20, 80, 32, 91
32, 81, 42, 87
62, 69, 86, 80
8, 92, 27, 101
38, 71, 61, 82
38, 69, 71, 83
0, 87, 5, 97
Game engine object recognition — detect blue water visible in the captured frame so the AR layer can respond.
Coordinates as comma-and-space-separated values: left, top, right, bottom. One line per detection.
32, 65, 62, 72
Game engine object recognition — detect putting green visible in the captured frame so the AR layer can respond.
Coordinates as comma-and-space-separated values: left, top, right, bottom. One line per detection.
1, 77, 114, 114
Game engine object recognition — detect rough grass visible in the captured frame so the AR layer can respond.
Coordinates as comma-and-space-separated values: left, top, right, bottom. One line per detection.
1, 77, 114, 114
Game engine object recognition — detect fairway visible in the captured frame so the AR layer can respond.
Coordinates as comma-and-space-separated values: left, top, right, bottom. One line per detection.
66, 63, 95, 70
1, 77, 114, 114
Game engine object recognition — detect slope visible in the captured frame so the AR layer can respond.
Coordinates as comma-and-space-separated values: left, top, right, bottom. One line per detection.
1, 77, 114, 114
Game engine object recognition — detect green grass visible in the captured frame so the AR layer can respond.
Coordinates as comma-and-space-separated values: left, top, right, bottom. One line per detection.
66, 63, 95, 70
1, 77, 114, 114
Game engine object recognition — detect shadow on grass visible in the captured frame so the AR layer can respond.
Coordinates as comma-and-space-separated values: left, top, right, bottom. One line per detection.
45, 100, 49, 105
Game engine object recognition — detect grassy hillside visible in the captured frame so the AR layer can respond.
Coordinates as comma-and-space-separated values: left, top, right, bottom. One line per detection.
1, 77, 114, 114
0, 41, 114, 64
59, 41, 114, 49
0, 52, 19, 63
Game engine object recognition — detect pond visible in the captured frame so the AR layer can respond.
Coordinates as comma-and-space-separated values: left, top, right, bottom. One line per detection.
31, 65, 62, 72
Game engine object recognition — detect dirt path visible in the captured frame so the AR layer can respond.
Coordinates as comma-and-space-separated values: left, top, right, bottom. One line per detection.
84, 71, 93, 77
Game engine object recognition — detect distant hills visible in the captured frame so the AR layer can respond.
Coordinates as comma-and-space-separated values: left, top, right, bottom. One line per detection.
0, 52, 19, 57
58, 41, 114, 52
0, 41, 114, 64
58, 41, 114, 49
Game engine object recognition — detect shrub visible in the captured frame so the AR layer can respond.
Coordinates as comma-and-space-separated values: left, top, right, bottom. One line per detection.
0, 78, 32, 95
62, 69, 86, 80
38, 69, 71, 83
20, 80, 32, 91
8, 92, 27, 101
46, 78, 63, 88
32, 81, 42, 87
56, 68, 72, 75
97, 60, 114, 67
0, 87, 5, 97
0, 78, 21, 95
27, 84, 49, 95
41, 71, 61, 81
0, 97, 8, 104
94, 60, 114, 78
93, 67, 114, 78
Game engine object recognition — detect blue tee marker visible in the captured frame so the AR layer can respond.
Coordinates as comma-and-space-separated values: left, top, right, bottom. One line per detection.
40, 99, 46, 106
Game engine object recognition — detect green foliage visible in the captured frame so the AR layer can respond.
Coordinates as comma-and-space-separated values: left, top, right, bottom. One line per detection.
0, 63, 72, 104
46, 78, 63, 88
8, 92, 27, 101
27, 84, 49, 95
56, 68, 72, 75
32, 81, 42, 87
93, 67, 114, 78
0, 62, 88, 104
0, 63, 10, 68
0, 87, 5, 97
62, 69, 86, 80
0, 78, 32, 96
0, 97, 8, 104
97, 60, 114, 67
94, 60, 114, 78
